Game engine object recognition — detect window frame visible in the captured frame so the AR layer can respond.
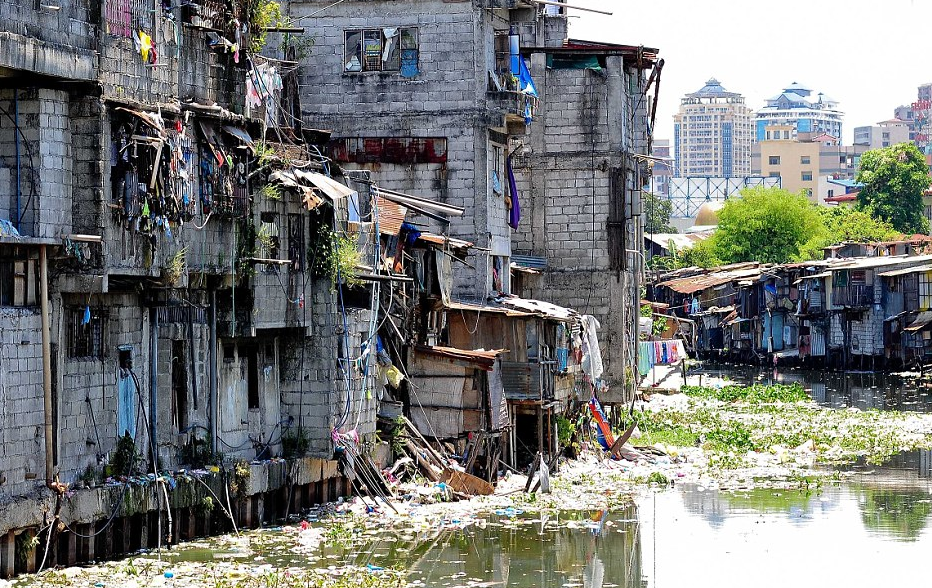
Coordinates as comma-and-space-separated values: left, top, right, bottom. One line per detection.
344, 27, 419, 73
67, 306, 108, 360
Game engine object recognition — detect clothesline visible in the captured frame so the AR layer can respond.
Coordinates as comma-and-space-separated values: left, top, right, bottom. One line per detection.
637, 339, 686, 377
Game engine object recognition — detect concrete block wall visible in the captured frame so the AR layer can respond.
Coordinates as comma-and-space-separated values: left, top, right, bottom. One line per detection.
153, 320, 211, 468
296, 0, 509, 301
512, 56, 648, 398
0, 0, 98, 52
0, 308, 45, 500
0, 88, 74, 238
278, 280, 377, 456
55, 293, 149, 487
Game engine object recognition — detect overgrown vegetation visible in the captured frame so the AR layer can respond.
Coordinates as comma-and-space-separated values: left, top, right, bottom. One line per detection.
681, 383, 808, 404
635, 384, 932, 466
180, 432, 221, 468
282, 427, 310, 459
162, 246, 188, 285
245, 0, 286, 53
112, 433, 141, 476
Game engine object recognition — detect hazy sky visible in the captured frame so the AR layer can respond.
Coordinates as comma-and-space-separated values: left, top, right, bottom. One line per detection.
571, 0, 932, 145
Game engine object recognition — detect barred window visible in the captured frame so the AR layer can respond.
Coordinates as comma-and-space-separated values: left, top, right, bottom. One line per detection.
68, 307, 107, 359
105, 0, 153, 38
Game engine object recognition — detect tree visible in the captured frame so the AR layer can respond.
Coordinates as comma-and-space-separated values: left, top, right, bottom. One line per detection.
797, 206, 900, 260
856, 142, 931, 235
643, 192, 677, 234
706, 186, 822, 264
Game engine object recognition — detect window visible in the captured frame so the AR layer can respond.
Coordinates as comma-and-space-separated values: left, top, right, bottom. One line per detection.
783, 130, 790, 139
344, 27, 418, 73
68, 306, 106, 359
768, 156, 781, 165
288, 214, 305, 272
769, 172, 781, 178
920, 272, 932, 310
0, 253, 38, 307
802, 172, 813, 181
801, 156, 810, 165
766, 131, 771, 140
246, 344, 259, 410
259, 212, 280, 262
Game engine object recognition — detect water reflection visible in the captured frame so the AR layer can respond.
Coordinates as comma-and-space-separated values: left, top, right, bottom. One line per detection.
317, 507, 647, 588
693, 364, 932, 412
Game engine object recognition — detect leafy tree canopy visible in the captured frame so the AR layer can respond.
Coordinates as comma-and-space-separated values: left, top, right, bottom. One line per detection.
797, 206, 900, 261
856, 142, 931, 235
643, 192, 677, 234
704, 186, 822, 265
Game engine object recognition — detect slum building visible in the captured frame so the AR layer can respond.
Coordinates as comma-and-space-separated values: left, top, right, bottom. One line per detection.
291, 0, 595, 463
510, 38, 658, 404
0, 0, 385, 574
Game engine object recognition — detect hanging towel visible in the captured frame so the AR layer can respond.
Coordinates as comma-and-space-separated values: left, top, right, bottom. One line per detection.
637, 342, 651, 376
507, 156, 521, 229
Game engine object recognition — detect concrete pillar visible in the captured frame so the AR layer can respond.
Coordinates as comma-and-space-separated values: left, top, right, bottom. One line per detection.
0, 531, 15, 578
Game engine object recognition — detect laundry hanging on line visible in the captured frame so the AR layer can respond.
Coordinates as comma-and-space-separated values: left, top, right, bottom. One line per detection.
637, 339, 686, 376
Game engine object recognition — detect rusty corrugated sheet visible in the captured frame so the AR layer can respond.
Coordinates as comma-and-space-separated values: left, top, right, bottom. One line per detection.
375, 196, 406, 236
414, 345, 503, 370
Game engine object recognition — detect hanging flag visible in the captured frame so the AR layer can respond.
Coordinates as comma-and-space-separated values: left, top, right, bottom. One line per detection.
518, 57, 538, 97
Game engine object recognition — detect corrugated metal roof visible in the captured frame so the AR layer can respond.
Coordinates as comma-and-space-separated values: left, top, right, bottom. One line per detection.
828, 254, 932, 271
490, 295, 578, 320
445, 300, 532, 317
511, 254, 547, 270
906, 311, 932, 332
878, 264, 932, 277
417, 233, 474, 250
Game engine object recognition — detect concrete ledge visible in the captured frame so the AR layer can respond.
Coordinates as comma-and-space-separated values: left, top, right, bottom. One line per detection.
0, 31, 97, 82
0, 458, 342, 536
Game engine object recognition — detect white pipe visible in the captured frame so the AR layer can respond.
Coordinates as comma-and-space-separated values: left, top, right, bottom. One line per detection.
530, 0, 613, 16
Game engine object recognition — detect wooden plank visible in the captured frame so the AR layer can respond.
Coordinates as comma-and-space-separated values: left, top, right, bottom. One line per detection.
441, 468, 493, 496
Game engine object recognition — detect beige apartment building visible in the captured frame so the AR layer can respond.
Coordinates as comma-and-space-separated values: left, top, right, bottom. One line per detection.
674, 78, 753, 177
752, 125, 866, 203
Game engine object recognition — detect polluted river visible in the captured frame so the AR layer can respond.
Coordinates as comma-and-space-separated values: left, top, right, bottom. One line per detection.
15, 366, 932, 588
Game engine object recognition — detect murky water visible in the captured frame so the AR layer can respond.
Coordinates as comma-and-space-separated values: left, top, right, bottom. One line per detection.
691, 363, 932, 412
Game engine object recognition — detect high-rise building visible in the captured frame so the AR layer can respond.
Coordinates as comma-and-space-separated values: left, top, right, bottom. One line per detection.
673, 78, 752, 177
895, 83, 932, 151
650, 139, 673, 197
754, 82, 843, 142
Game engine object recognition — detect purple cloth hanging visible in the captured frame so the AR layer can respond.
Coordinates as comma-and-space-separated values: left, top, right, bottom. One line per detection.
507, 156, 521, 229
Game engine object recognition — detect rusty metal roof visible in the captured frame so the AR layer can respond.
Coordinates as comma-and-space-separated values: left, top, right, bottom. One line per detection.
414, 345, 505, 371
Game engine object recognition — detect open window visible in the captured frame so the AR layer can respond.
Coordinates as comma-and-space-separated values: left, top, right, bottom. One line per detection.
344, 27, 418, 73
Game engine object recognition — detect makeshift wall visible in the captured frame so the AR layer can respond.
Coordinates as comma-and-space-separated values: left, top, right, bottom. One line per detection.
407, 352, 483, 440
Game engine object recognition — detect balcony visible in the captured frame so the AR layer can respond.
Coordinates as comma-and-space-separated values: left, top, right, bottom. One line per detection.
832, 283, 874, 308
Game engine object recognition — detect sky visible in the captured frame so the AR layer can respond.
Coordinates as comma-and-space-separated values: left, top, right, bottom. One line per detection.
571, 0, 932, 146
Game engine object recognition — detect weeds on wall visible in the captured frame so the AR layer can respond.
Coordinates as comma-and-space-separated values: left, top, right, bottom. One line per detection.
245, 0, 285, 53
162, 246, 188, 285
281, 427, 310, 459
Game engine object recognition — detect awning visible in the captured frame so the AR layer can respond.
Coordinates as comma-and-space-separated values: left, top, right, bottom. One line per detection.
296, 171, 357, 201
221, 125, 255, 150
268, 169, 326, 211
414, 345, 505, 371
905, 311, 932, 332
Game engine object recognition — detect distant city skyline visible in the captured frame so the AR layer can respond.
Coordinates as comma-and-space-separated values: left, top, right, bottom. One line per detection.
570, 0, 932, 146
